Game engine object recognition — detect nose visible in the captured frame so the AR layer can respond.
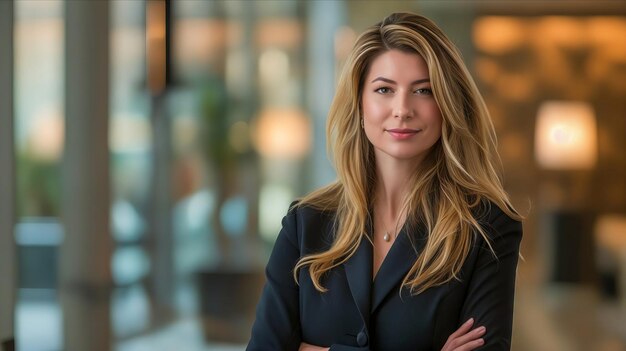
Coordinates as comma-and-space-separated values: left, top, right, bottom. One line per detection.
393, 93, 413, 119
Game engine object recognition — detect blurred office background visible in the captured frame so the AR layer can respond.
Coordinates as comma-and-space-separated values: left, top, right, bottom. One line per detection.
1, 0, 626, 350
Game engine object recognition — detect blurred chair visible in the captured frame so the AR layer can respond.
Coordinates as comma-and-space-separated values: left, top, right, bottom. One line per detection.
543, 210, 597, 283
15, 219, 62, 289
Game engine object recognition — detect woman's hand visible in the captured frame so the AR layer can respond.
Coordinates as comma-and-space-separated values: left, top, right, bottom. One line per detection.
299, 342, 330, 351
441, 318, 486, 351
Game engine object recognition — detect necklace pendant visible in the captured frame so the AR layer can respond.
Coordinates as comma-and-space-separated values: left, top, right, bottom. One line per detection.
383, 232, 391, 242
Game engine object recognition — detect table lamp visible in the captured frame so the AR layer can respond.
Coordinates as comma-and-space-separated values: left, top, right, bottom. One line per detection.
535, 100, 598, 284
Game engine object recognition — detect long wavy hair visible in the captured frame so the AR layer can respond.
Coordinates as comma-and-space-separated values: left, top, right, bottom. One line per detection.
294, 12, 522, 295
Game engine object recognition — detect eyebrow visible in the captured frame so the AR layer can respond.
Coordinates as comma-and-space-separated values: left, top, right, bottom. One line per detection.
370, 77, 430, 85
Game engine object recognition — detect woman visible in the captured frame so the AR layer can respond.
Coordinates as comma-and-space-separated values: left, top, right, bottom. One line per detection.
247, 12, 523, 351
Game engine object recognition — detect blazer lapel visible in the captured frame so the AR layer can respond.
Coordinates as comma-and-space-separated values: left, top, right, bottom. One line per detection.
343, 225, 373, 328
371, 222, 427, 313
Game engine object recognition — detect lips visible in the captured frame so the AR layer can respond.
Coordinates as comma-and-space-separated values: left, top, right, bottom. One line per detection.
386, 128, 421, 140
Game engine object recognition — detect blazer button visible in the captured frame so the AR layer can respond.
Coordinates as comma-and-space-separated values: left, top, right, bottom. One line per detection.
356, 331, 368, 346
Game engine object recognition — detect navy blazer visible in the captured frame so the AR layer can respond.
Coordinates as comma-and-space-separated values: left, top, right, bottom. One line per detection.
247, 201, 523, 351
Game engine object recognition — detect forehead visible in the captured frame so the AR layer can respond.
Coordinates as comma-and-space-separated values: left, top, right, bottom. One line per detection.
365, 49, 429, 81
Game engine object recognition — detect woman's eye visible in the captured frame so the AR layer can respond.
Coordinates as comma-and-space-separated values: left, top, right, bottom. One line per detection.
414, 88, 433, 95
375, 87, 392, 94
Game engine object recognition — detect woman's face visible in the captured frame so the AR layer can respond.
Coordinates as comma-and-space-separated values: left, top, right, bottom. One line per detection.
361, 49, 442, 165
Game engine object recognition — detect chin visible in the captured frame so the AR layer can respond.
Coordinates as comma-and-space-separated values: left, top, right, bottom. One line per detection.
373, 143, 436, 163
386, 150, 429, 162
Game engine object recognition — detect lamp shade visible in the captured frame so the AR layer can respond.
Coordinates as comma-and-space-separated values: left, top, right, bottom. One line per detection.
534, 101, 597, 170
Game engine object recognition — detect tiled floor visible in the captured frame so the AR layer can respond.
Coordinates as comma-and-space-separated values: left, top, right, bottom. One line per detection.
513, 285, 626, 351
114, 285, 626, 351
115, 287, 626, 351
116, 318, 245, 351
15, 266, 626, 351
510, 251, 626, 351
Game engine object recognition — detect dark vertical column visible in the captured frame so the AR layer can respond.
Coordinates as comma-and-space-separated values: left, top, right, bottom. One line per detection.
147, 0, 174, 314
149, 95, 174, 313
0, 1, 17, 350
61, 1, 112, 350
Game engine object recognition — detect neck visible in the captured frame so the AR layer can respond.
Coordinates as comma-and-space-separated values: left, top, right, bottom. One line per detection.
374, 156, 422, 219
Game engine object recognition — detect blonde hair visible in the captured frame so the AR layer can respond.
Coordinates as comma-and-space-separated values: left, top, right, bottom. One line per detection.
294, 12, 522, 295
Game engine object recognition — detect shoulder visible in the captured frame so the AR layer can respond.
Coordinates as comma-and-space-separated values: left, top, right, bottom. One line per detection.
467, 200, 523, 268
473, 200, 523, 244
286, 200, 336, 224
282, 200, 336, 251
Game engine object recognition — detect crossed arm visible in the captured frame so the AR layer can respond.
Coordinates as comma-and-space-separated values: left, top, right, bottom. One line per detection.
300, 318, 487, 351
